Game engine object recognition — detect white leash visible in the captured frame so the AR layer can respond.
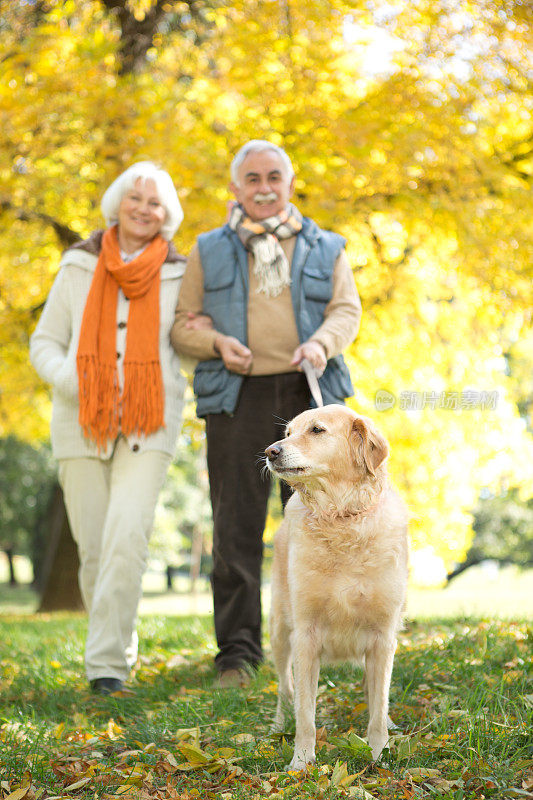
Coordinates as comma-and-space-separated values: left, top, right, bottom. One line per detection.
300, 358, 324, 408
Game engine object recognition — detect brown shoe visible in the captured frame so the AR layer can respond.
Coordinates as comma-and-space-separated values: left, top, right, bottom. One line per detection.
215, 668, 252, 689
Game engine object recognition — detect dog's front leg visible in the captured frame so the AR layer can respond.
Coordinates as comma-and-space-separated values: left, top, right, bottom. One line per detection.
271, 616, 294, 733
364, 635, 396, 760
289, 627, 320, 771
362, 667, 398, 731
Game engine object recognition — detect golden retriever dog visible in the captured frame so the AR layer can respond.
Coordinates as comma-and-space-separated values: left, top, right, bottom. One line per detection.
265, 404, 408, 770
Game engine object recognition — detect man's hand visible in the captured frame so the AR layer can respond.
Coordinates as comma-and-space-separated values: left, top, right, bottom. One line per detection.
291, 341, 327, 376
215, 334, 253, 374
184, 312, 214, 331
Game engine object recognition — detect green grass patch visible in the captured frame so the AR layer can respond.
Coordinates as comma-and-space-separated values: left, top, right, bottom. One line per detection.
0, 612, 532, 800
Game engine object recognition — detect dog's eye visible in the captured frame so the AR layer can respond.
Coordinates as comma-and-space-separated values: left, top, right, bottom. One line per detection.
311, 426, 325, 434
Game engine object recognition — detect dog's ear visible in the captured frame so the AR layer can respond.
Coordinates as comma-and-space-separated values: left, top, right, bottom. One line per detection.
352, 418, 389, 476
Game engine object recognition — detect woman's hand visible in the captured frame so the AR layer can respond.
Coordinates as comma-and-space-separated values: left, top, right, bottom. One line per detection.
184, 311, 214, 331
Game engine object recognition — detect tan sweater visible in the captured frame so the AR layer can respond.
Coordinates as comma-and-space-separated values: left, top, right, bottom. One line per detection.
171, 237, 361, 375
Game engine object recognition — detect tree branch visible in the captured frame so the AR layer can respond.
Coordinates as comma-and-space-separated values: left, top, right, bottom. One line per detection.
0, 200, 80, 248
99, 0, 210, 75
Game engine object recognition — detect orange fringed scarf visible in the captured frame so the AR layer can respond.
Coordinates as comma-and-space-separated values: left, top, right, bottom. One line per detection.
77, 226, 168, 449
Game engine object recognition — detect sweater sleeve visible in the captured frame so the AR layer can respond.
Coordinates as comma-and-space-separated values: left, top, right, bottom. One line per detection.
170, 243, 220, 360
29, 268, 72, 385
308, 249, 362, 359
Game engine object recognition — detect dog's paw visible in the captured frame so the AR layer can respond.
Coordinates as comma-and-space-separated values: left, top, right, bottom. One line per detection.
288, 751, 315, 772
369, 741, 388, 761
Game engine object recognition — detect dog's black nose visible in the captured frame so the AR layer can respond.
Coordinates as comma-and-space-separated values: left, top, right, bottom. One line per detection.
266, 443, 282, 461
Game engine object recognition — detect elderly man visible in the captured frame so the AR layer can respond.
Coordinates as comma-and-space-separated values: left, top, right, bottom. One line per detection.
171, 140, 361, 687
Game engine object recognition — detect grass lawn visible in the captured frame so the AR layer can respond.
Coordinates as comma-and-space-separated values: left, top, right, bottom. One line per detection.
0, 569, 532, 800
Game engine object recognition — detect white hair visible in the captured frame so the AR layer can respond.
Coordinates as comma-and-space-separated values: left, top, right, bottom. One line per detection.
100, 161, 184, 241
230, 140, 295, 185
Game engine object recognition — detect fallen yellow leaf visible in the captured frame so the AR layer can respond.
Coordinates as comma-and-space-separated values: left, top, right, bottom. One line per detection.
405, 768, 442, 782
64, 777, 92, 792
105, 719, 123, 740
176, 742, 211, 765
3, 788, 30, 800
52, 723, 65, 740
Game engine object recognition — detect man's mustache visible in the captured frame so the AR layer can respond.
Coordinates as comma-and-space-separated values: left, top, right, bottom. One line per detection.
253, 192, 278, 204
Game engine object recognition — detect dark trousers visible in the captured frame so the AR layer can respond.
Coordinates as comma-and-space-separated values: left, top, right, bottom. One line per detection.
205, 372, 310, 672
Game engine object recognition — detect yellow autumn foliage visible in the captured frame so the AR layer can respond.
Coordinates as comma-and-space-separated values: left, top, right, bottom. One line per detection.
1, 0, 532, 566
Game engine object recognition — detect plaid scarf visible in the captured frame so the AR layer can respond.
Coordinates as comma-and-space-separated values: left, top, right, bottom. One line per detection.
228, 203, 303, 297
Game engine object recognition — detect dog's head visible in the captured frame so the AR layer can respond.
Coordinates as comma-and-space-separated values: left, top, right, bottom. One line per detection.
265, 404, 389, 488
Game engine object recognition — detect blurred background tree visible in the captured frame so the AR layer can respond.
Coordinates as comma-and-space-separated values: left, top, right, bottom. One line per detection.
1, 0, 532, 581
0, 436, 55, 585
447, 489, 533, 582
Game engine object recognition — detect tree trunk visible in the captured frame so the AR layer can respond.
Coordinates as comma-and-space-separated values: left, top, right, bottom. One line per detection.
4, 547, 17, 586
166, 564, 174, 591
38, 484, 84, 612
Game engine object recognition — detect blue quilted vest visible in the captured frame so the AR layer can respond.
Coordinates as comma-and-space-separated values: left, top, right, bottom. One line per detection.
193, 216, 354, 416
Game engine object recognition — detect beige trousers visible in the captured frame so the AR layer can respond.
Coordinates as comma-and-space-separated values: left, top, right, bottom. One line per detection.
58, 437, 171, 682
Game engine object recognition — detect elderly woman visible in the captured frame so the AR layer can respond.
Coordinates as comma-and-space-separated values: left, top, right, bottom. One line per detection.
30, 162, 196, 694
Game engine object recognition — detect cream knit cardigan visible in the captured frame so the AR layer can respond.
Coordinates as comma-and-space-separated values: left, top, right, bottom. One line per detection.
30, 245, 187, 460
